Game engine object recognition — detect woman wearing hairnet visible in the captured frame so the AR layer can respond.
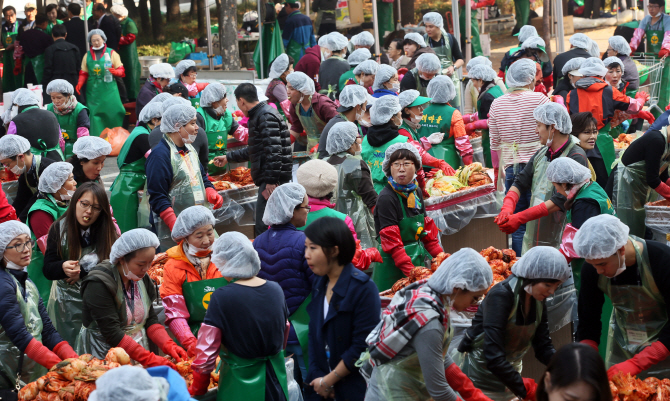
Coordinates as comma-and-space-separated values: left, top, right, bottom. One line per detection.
196, 83, 248, 176
173, 59, 209, 105
499, 25, 539, 79
506, 36, 552, 95
24, 162, 76, 302
456, 246, 571, 401
553, 57, 585, 102
364, 248, 493, 401
570, 112, 605, 188
79, 228, 184, 366
338, 48, 372, 91
145, 104, 223, 249
76, 29, 126, 137
188, 232, 291, 398
421, 13, 465, 106
371, 143, 444, 291
45, 79, 90, 160
496, 102, 589, 254
398, 89, 433, 146
418, 75, 473, 168
318, 32, 350, 100
401, 33, 435, 71
266, 53, 294, 117
573, 214, 670, 379
316, 84, 368, 159
463, 56, 507, 116
0, 220, 78, 393
69, 136, 112, 186
160, 206, 228, 359
136, 62, 175, 118
606, 36, 639, 94
401, 53, 441, 97
372, 64, 400, 98
353, 60, 379, 95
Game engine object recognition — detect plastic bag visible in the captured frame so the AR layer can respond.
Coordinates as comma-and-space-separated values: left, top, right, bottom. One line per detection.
285, 357, 304, 401
168, 41, 195, 64
100, 127, 130, 157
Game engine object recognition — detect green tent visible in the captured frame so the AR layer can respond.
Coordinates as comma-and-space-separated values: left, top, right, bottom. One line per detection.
253, 20, 285, 79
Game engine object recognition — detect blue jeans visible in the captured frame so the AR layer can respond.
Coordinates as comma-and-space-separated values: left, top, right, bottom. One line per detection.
505, 164, 532, 256
286, 343, 307, 383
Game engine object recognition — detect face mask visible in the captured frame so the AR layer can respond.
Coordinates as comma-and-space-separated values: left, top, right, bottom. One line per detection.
391, 114, 402, 127
324, 50, 331, 59
355, 107, 363, 122
11, 158, 25, 175
214, 106, 225, 115
546, 128, 555, 147
387, 82, 400, 93
180, 127, 197, 144
10, 106, 18, 120
121, 261, 142, 281
92, 44, 104, 50
59, 187, 75, 201
4, 257, 25, 271
298, 95, 304, 104
523, 284, 533, 295
613, 253, 626, 277
187, 242, 212, 258
410, 111, 422, 123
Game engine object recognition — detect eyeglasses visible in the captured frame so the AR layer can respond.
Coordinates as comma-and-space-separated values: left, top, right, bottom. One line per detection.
6, 239, 35, 253
392, 161, 415, 169
79, 200, 103, 214
297, 205, 311, 211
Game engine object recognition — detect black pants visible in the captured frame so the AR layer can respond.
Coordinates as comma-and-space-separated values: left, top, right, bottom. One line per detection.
255, 182, 269, 237
583, 0, 602, 18
115, 75, 128, 103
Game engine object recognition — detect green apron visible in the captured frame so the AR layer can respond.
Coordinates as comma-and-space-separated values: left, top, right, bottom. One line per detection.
118, 18, 141, 100
514, 0, 530, 31
287, 294, 311, 371
612, 128, 670, 238
477, 85, 505, 167
86, 2, 93, 17
647, 29, 664, 54
598, 236, 670, 378
459, 5, 483, 57
197, 107, 233, 176
339, 69, 356, 93
85, 47, 126, 136
25, 45, 45, 84
372, 193, 430, 292
109, 126, 149, 233
182, 275, 232, 336
377, 0, 394, 35
597, 123, 616, 175
45, 20, 63, 35
457, 276, 542, 401
25, 194, 68, 303
46, 102, 88, 160
216, 345, 289, 401
361, 134, 408, 194
296, 101, 326, 150
285, 11, 309, 64
2, 23, 19, 92
521, 140, 576, 255
0, 273, 46, 390
297, 206, 346, 231
399, 120, 421, 142
423, 30, 461, 108
412, 68, 430, 97
418, 103, 461, 169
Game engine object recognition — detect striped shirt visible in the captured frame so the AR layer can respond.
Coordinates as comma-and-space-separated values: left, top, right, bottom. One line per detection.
489, 90, 549, 169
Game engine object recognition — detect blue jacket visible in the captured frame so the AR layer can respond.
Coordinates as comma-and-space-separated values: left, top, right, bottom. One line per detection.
305, 264, 381, 401
146, 366, 195, 401
372, 88, 399, 98
282, 10, 316, 58
254, 223, 314, 344
647, 109, 670, 134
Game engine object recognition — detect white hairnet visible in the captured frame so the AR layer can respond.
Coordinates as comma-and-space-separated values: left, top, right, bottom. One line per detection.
579, 57, 608, 78
149, 92, 174, 104
382, 142, 421, 177
351, 31, 374, 47
353, 60, 379, 76
404, 32, 427, 48
339, 84, 368, 109
573, 215, 629, 259
0, 221, 30, 260
517, 25, 539, 44
366, 94, 377, 108
468, 64, 497, 81
286, 71, 316, 95
137, 102, 163, 123
467, 56, 493, 71
88, 366, 159, 401
561, 57, 585, 76
46, 79, 74, 95
148, 63, 175, 79
546, 157, 592, 184
416, 53, 441, 73
12, 88, 39, 106
73, 136, 112, 160
521, 35, 546, 51
38, 162, 73, 193
262, 182, 306, 226
348, 48, 372, 66
199, 83, 227, 107
323, 32, 348, 51
109, 228, 160, 264
398, 89, 420, 109
427, 75, 455, 104
326, 121, 359, 155
269, 54, 290, 79
175, 59, 196, 77
533, 102, 572, 135
318, 35, 328, 48
608, 35, 631, 56
171, 205, 216, 242
506, 58, 536, 88
109, 4, 128, 17
370, 94, 402, 125
211, 231, 261, 279
569, 33, 591, 50
161, 104, 197, 133
427, 248, 493, 295
588, 40, 601, 58
160, 96, 191, 113
0, 135, 30, 159
423, 12, 444, 28
603, 56, 625, 73
87, 28, 106, 43
372, 64, 397, 91
511, 246, 571, 282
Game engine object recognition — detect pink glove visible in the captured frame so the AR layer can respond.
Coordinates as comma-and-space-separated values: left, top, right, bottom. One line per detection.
661, 31, 670, 57
630, 28, 644, 53
462, 113, 479, 124
465, 119, 488, 133
462, 154, 474, 165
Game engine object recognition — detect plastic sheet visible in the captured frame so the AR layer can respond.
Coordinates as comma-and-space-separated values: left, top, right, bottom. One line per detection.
100, 127, 131, 157
645, 203, 670, 234
2, 180, 18, 204
285, 357, 304, 401
425, 184, 498, 235
470, 136, 485, 165
544, 276, 577, 333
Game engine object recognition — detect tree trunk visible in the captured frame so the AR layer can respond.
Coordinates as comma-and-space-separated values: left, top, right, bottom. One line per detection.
139, 0, 151, 33
149, 0, 164, 40
542, 3, 552, 59
215, 0, 221, 23
166, 0, 180, 22
191, 0, 198, 17
220, 0, 240, 70
197, 0, 206, 34
399, 0, 414, 26
124, 0, 140, 20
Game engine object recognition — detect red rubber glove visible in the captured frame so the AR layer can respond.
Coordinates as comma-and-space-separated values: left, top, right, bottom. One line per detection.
462, 154, 474, 165
206, 187, 223, 209
654, 181, 670, 201
188, 370, 211, 396
523, 378, 538, 401
118, 32, 136, 46
380, 225, 414, 276
495, 190, 519, 225
108, 65, 125, 78
660, 48, 670, 58
494, 168, 499, 187
420, 216, 444, 257
119, 335, 177, 369
147, 323, 189, 362
25, 338, 61, 370
438, 160, 456, 176
666, 104, 670, 111
632, 110, 655, 125
499, 203, 549, 234
445, 363, 493, 401
13, 57, 22, 75
76, 71, 88, 95
580, 339, 599, 352
159, 208, 178, 230
608, 342, 670, 380
465, 119, 489, 133
181, 336, 198, 358
635, 91, 650, 104
53, 341, 78, 360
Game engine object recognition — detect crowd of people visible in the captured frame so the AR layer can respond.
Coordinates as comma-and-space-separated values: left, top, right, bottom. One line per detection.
2, 1, 670, 401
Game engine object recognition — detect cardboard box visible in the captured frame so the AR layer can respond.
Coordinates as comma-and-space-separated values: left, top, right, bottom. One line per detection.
347, 0, 364, 25
440, 217, 507, 254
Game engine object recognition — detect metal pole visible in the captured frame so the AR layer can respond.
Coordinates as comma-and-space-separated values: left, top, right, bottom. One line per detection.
481, 4, 485, 35
84, 1, 89, 50
452, 0, 460, 44
258, 0, 264, 78
396, 0, 402, 30
555, 0, 565, 53
206, 0, 214, 71
371, 0, 380, 59
644, 0, 649, 17
306, 0, 309, 18
465, 0, 471, 63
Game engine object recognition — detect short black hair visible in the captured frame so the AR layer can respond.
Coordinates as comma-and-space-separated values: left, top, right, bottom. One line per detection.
390, 38, 404, 54
570, 111, 598, 138
234, 83, 259, 103
46, 3, 58, 12
3, 6, 16, 16
402, 38, 420, 48
167, 82, 189, 98
606, 62, 622, 71
93, 3, 106, 12
35, 13, 49, 25
650, 0, 665, 7
386, 148, 420, 176
52, 23, 67, 37
68, 2, 81, 15
304, 217, 356, 266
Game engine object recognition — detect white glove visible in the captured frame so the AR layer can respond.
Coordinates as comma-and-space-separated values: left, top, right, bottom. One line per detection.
428, 132, 445, 144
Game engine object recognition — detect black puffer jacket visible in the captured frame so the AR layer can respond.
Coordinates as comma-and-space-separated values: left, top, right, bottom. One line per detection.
227, 101, 292, 186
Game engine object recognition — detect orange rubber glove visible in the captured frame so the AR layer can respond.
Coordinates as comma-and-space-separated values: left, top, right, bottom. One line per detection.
76, 71, 88, 95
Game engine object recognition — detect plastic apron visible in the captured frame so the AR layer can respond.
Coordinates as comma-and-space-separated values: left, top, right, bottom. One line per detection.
457, 277, 542, 401
216, 345, 289, 401
372, 193, 430, 292
296, 101, 326, 150
612, 128, 670, 238
477, 86, 505, 168
25, 53, 45, 84
85, 47, 126, 137
118, 18, 141, 100
596, 123, 616, 175
361, 134, 408, 194
109, 127, 148, 234
411, 68, 430, 97
45, 20, 62, 36
521, 141, 576, 255
0, 274, 46, 390
376, 0, 394, 35
197, 107, 232, 176
424, 30, 461, 108
333, 155, 378, 250
598, 236, 670, 378
2, 24, 19, 92
287, 294, 311, 370
46, 102, 88, 160
182, 275, 232, 336
418, 103, 460, 169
